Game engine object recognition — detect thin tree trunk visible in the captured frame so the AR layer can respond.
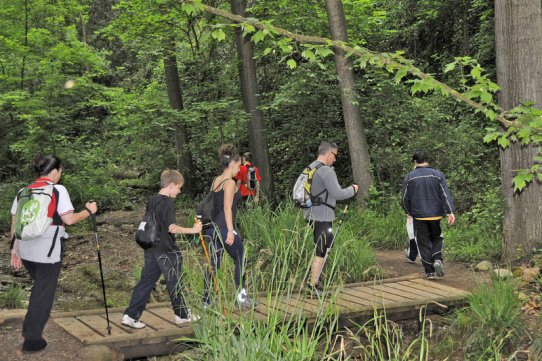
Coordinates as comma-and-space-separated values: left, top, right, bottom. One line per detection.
21, 0, 28, 89
163, 39, 193, 188
229, 0, 273, 198
495, 0, 542, 260
325, 0, 373, 204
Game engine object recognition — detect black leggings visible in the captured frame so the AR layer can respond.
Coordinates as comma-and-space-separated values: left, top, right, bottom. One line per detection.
310, 221, 335, 257
203, 227, 245, 301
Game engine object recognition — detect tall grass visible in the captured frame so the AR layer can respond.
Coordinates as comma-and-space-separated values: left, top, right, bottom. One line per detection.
437, 276, 525, 360
348, 308, 433, 361
0, 284, 25, 309
169, 203, 378, 360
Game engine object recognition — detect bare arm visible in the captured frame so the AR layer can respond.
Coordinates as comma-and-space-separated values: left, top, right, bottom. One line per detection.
61, 202, 97, 225
10, 215, 22, 270
223, 180, 236, 232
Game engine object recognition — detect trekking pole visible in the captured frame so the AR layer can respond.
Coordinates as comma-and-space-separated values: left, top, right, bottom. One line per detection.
316, 205, 349, 283
90, 211, 112, 336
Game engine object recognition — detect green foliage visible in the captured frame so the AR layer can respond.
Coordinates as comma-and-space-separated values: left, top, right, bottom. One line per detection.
239, 203, 378, 288
440, 277, 526, 360
0, 284, 25, 309
350, 308, 433, 361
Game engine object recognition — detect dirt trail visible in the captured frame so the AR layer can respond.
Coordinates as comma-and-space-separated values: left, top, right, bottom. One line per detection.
375, 249, 488, 292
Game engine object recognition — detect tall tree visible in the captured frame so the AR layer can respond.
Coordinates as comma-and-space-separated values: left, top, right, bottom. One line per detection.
495, 0, 542, 260
163, 38, 193, 187
325, 0, 373, 202
229, 0, 273, 197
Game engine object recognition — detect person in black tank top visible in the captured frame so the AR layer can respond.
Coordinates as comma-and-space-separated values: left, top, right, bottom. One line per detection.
203, 144, 255, 309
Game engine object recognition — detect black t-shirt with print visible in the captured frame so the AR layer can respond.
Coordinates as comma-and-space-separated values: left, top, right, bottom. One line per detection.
147, 194, 178, 253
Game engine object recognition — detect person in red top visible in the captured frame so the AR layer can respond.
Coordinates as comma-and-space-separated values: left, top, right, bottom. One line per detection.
236, 152, 262, 203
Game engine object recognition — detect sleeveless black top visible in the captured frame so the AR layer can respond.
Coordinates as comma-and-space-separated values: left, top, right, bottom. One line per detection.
213, 179, 241, 230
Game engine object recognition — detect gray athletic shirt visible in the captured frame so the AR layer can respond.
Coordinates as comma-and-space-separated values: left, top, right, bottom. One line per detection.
303, 161, 356, 222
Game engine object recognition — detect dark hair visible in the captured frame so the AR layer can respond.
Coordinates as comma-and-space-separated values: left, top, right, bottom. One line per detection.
243, 152, 253, 163
32, 154, 62, 176
318, 141, 338, 156
412, 150, 428, 164
218, 144, 240, 168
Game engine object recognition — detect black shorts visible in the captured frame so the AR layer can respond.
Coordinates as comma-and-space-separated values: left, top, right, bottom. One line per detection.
310, 221, 334, 257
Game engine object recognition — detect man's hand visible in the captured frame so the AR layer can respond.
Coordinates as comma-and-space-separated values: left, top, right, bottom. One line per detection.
353, 184, 359, 193
193, 221, 203, 234
448, 213, 456, 226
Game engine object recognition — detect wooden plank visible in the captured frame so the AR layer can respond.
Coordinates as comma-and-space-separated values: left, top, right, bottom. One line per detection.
53, 317, 103, 343
410, 279, 469, 295
386, 282, 444, 299
398, 281, 454, 298
368, 284, 424, 301
145, 307, 178, 326
333, 294, 371, 310
336, 291, 379, 309
340, 286, 390, 304
342, 274, 420, 289
77, 315, 131, 337
347, 286, 405, 303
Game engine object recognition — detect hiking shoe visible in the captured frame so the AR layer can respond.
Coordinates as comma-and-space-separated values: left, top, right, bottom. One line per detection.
203, 299, 212, 310
433, 260, 445, 278
425, 272, 436, 280
121, 314, 146, 329
22, 338, 47, 353
236, 288, 256, 309
175, 310, 200, 326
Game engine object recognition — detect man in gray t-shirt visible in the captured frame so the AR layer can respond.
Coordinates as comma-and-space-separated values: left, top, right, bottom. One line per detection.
304, 141, 358, 293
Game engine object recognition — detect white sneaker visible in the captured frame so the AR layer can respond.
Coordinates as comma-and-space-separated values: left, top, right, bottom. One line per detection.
236, 288, 256, 309
121, 314, 146, 329
175, 310, 200, 326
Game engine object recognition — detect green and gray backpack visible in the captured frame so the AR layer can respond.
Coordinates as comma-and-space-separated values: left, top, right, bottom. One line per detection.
14, 184, 55, 240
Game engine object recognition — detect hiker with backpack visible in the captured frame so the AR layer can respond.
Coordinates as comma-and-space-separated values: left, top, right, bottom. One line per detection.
122, 169, 202, 329
201, 144, 255, 309
9, 154, 97, 353
236, 152, 262, 204
401, 150, 456, 279
293, 141, 358, 295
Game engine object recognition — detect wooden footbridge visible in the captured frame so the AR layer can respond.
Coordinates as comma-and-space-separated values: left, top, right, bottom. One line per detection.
51, 275, 469, 359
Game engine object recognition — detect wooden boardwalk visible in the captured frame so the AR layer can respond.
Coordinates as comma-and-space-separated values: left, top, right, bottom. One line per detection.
51, 275, 469, 359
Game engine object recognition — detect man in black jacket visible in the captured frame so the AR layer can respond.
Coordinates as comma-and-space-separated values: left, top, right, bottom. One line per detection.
401, 151, 456, 279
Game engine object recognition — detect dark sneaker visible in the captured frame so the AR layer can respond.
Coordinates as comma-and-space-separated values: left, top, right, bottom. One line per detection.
22, 338, 47, 353
425, 272, 436, 280
433, 260, 445, 278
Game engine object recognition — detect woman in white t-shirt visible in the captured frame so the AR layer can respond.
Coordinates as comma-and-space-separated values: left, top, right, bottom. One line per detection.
10, 154, 97, 353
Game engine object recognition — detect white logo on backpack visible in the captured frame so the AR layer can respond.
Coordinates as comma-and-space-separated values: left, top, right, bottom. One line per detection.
16, 184, 54, 240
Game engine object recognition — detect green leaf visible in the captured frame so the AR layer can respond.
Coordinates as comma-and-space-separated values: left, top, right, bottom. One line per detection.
211, 29, 226, 41
498, 136, 510, 149
315, 47, 334, 58
393, 68, 408, 83
262, 47, 272, 56
301, 49, 316, 62
251, 31, 265, 44
444, 62, 456, 73
287, 59, 297, 69
513, 173, 534, 192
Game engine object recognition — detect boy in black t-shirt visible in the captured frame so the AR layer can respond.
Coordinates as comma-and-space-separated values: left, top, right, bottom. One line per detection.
122, 170, 202, 328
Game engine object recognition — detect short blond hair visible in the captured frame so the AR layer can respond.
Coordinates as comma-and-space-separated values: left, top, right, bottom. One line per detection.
160, 169, 184, 188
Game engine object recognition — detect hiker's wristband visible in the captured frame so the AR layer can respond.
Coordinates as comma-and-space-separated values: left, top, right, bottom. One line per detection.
84, 206, 93, 215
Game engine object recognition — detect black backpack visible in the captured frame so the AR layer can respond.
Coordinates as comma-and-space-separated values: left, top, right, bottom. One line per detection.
197, 179, 228, 227
247, 165, 257, 190
135, 198, 162, 249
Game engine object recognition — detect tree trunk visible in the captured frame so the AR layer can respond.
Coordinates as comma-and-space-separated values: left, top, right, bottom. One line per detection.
229, 0, 273, 198
495, 0, 542, 260
325, 0, 373, 203
163, 39, 193, 187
